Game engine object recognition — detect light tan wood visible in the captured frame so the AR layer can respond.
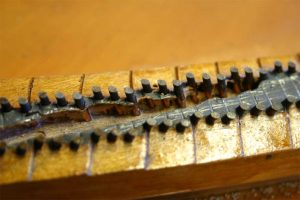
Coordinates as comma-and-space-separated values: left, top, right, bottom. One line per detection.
195, 119, 241, 163
177, 63, 217, 83
92, 131, 146, 175
147, 126, 194, 169
32, 144, 89, 181
0, 78, 32, 107
82, 71, 130, 97
31, 75, 83, 102
290, 105, 300, 148
259, 55, 300, 71
217, 59, 260, 77
1, 0, 300, 79
132, 66, 176, 90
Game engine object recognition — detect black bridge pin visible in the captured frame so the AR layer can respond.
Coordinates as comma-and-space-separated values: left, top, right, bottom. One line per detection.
287, 62, 297, 74
69, 137, 81, 151
236, 102, 251, 117
221, 112, 236, 125
39, 91, 51, 106
266, 103, 283, 116
15, 142, 27, 156
176, 119, 191, 133
205, 112, 220, 125
48, 138, 62, 151
259, 68, 269, 82
55, 92, 68, 107
108, 86, 120, 101
123, 132, 135, 143
159, 119, 173, 133
250, 103, 265, 116
125, 87, 137, 103
90, 132, 100, 144
243, 67, 254, 90
158, 80, 169, 94
143, 118, 157, 132
141, 79, 152, 93
230, 67, 241, 93
18, 97, 31, 113
186, 72, 197, 88
190, 111, 203, 125
274, 61, 283, 73
217, 74, 227, 98
33, 134, 44, 152
106, 131, 117, 143
73, 92, 85, 109
173, 80, 185, 100
282, 96, 297, 109
92, 86, 104, 100
202, 73, 213, 98
0, 97, 12, 113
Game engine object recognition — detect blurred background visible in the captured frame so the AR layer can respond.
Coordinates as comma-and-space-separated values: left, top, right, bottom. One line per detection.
1, 0, 300, 78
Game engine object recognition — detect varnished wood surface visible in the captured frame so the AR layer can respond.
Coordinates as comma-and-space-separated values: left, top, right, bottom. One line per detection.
1, 0, 300, 78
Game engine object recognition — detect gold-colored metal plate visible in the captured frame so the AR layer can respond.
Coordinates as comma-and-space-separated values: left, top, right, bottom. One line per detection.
132, 66, 176, 90
289, 105, 300, 148
92, 133, 146, 174
218, 60, 260, 77
0, 78, 32, 107
32, 144, 89, 181
259, 55, 300, 71
177, 63, 217, 83
31, 75, 83, 102
83, 71, 130, 97
240, 113, 291, 156
147, 127, 194, 169
0, 149, 32, 184
195, 120, 242, 163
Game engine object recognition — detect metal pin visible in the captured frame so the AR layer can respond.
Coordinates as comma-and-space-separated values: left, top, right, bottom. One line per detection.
141, 79, 152, 93
221, 112, 236, 125
143, 118, 157, 132
190, 111, 203, 125
0, 141, 6, 156
230, 67, 241, 93
158, 80, 168, 94
186, 72, 197, 88
39, 92, 51, 106
15, 142, 27, 156
205, 112, 220, 125
236, 102, 251, 117
243, 67, 254, 90
250, 103, 265, 116
55, 92, 68, 107
123, 132, 135, 143
92, 86, 104, 100
296, 99, 300, 109
282, 96, 297, 109
48, 138, 62, 151
106, 131, 117, 143
266, 103, 283, 116
287, 62, 297, 74
125, 87, 137, 103
202, 73, 213, 98
108, 86, 120, 101
73, 92, 85, 109
0, 97, 12, 113
159, 119, 173, 133
33, 134, 44, 152
18, 97, 31, 113
217, 74, 227, 98
259, 68, 269, 81
173, 80, 185, 100
176, 119, 191, 133
274, 61, 283, 73
90, 132, 100, 144
69, 137, 80, 151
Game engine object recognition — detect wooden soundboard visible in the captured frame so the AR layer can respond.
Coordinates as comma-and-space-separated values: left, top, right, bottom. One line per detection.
1, 54, 300, 199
